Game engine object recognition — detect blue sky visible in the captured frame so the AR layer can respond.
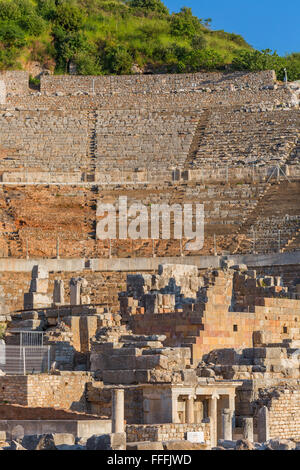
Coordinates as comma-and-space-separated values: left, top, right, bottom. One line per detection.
164, 0, 300, 56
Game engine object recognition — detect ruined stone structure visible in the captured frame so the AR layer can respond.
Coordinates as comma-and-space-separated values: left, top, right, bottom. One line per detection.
0, 69, 299, 450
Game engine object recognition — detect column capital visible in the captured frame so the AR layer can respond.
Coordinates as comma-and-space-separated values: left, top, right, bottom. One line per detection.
211, 393, 219, 400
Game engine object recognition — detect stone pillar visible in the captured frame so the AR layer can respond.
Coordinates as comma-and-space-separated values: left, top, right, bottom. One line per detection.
222, 408, 232, 440
242, 417, 254, 442
229, 393, 236, 429
186, 395, 194, 424
69, 277, 81, 305
209, 394, 218, 448
171, 395, 180, 424
53, 279, 64, 305
257, 406, 269, 443
112, 389, 124, 434
70, 277, 90, 305
24, 265, 52, 309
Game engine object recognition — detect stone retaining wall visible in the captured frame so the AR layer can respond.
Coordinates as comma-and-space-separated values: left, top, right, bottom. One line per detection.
269, 389, 300, 439
0, 71, 29, 95
0, 372, 91, 411
126, 422, 210, 444
40, 71, 276, 96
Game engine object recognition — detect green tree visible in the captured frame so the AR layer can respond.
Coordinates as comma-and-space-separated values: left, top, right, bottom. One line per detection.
191, 33, 207, 50
128, 0, 169, 15
19, 13, 46, 36
170, 7, 202, 38
103, 44, 133, 74
53, 25, 89, 72
54, 2, 85, 31
74, 51, 102, 75
37, 0, 58, 21
232, 49, 283, 73
0, 21, 26, 48
185, 48, 223, 71
0, 1, 21, 21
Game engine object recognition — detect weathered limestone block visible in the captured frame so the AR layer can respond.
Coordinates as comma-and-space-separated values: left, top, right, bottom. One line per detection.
222, 408, 232, 440
30, 278, 49, 294
31, 266, 49, 279
86, 433, 126, 450
257, 406, 269, 443
70, 277, 90, 305
252, 330, 266, 347
24, 293, 52, 310
53, 280, 65, 305
242, 417, 254, 442
127, 441, 164, 450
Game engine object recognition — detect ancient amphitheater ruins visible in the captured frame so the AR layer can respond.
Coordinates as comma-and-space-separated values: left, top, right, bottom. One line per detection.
0, 69, 299, 451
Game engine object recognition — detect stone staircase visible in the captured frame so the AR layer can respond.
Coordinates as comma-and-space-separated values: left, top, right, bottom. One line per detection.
184, 110, 210, 169
282, 228, 300, 252
85, 110, 97, 182
231, 181, 300, 253
1, 188, 23, 257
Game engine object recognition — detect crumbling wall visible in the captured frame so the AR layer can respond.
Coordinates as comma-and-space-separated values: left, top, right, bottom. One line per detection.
126, 423, 210, 444
86, 385, 144, 424
0, 372, 91, 411
124, 266, 300, 362
0, 71, 29, 95
257, 387, 300, 439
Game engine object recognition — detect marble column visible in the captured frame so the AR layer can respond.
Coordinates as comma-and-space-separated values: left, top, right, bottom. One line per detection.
242, 417, 254, 442
112, 388, 124, 433
210, 394, 219, 448
186, 395, 194, 424
222, 408, 232, 440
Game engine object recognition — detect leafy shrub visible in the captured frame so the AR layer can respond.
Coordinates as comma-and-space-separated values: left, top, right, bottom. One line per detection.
191, 33, 207, 50
0, 21, 26, 47
170, 7, 202, 38
29, 74, 40, 87
52, 26, 89, 72
54, 2, 86, 31
103, 44, 133, 74
185, 48, 224, 71
19, 13, 46, 36
128, 0, 169, 15
74, 51, 102, 74
37, 0, 57, 21
232, 49, 281, 71
0, 324, 6, 340
0, 0, 21, 21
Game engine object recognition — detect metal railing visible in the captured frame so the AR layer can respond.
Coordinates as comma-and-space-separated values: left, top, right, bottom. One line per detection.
0, 345, 51, 375
20, 331, 44, 347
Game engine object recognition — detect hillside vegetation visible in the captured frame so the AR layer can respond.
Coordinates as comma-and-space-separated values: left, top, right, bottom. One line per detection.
0, 0, 299, 80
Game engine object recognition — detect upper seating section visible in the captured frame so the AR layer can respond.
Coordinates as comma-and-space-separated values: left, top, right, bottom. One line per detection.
94, 109, 201, 172
0, 109, 89, 173
188, 107, 300, 169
